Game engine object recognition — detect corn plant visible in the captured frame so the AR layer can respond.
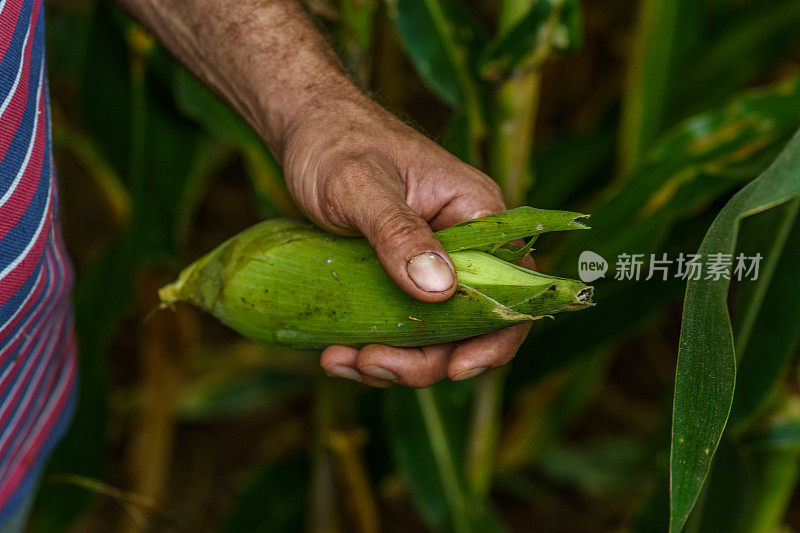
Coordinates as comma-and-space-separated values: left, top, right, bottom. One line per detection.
32, 0, 800, 532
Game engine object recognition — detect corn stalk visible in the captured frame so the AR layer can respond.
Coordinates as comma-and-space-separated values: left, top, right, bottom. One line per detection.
466, 0, 545, 498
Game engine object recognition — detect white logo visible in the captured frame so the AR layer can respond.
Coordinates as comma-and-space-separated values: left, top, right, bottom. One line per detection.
578, 250, 608, 282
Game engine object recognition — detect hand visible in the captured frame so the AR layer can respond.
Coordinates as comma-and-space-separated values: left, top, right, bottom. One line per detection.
281, 91, 532, 388
117, 0, 529, 388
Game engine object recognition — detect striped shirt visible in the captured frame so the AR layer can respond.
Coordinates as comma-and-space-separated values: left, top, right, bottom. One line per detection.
0, 0, 77, 523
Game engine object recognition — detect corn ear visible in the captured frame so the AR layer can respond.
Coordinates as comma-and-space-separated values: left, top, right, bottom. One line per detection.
159, 208, 593, 350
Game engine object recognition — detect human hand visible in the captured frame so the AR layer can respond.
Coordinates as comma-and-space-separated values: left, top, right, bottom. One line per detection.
118, 0, 530, 387
280, 91, 532, 388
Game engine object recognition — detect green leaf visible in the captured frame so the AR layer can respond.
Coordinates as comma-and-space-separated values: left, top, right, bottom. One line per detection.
435, 206, 588, 253
530, 118, 617, 208
618, 0, 686, 173
219, 456, 309, 532
178, 371, 305, 422
512, 77, 800, 396
620, 0, 800, 173
556, 75, 800, 272
384, 383, 468, 529
384, 0, 486, 108
173, 68, 298, 217
384, 383, 505, 532
670, 126, 800, 532
478, 0, 581, 81
729, 202, 800, 430
671, 0, 800, 121
539, 438, 650, 497
682, 438, 748, 532
384, 0, 487, 162
734, 398, 800, 533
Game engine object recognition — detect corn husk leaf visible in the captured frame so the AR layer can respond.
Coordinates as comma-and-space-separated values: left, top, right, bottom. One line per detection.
435, 206, 589, 252
160, 209, 592, 350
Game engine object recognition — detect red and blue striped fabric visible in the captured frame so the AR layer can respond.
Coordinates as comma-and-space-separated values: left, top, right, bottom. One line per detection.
0, 0, 77, 522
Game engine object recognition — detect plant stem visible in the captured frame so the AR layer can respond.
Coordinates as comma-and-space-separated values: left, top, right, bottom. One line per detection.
421, 0, 485, 165
118, 270, 192, 533
466, 367, 507, 496
618, 0, 682, 176
309, 375, 345, 533
327, 430, 380, 533
490, 0, 543, 206
491, 74, 540, 207
465, 0, 543, 498
416, 388, 472, 533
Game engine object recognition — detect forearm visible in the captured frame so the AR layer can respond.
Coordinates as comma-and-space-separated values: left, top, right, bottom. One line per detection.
116, 0, 360, 159
120, 0, 522, 390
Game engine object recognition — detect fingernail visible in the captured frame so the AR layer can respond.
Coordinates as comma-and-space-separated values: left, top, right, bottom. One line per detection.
453, 366, 487, 381
407, 252, 454, 292
325, 364, 362, 382
360, 365, 398, 382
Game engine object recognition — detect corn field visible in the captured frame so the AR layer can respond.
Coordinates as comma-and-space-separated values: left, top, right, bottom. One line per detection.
35, 0, 800, 531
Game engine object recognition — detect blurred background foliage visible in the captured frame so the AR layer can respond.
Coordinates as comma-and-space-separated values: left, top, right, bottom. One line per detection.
31, 0, 800, 531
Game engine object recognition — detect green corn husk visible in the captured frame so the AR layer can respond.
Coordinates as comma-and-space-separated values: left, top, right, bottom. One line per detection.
159, 207, 594, 350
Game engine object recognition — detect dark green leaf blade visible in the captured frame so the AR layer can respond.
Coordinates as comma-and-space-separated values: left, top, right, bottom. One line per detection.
384, 383, 506, 532
219, 456, 308, 532
670, 127, 800, 532
618, 0, 686, 173
173, 68, 298, 217
556, 75, 800, 272
729, 202, 800, 430
385, 0, 486, 108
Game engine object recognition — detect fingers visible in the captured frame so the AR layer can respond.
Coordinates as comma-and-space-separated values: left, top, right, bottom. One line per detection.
321, 342, 457, 388
320, 326, 528, 388
421, 166, 507, 231
357, 343, 455, 388
430, 196, 506, 231
447, 323, 532, 380
356, 193, 457, 304
320, 155, 458, 303
320, 323, 531, 388
367, 203, 456, 302
320, 345, 393, 388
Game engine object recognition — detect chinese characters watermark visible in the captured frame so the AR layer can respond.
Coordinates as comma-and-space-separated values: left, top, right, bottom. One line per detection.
578, 251, 762, 283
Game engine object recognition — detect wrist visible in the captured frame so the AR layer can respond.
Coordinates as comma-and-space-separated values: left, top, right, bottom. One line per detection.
276, 82, 395, 159
253, 65, 368, 161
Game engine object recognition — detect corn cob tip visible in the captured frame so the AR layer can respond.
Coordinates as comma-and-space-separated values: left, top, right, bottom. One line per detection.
577, 286, 594, 305
158, 252, 222, 310
158, 282, 182, 305
572, 214, 591, 229
562, 286, 594, 311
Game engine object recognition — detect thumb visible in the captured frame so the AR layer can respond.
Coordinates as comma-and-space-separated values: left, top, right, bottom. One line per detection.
357, 195, 456, 303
